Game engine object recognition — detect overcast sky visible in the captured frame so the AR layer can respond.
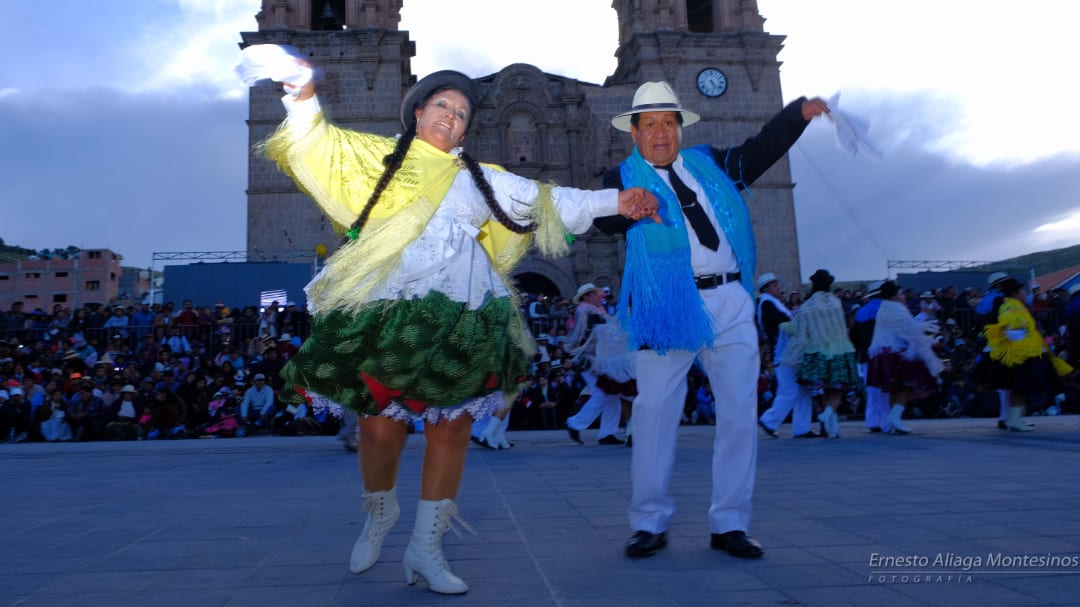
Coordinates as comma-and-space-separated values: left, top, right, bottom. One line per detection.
3, 0, 1079, 282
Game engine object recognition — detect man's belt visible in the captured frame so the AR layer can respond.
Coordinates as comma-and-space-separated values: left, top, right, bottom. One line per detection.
694, 272, 741, 290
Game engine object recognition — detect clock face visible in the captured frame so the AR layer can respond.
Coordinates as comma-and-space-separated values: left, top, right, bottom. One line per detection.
696, 68, 728, 97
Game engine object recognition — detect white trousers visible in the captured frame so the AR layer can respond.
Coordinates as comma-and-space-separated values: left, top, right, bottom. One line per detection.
629, 282, 758, 535
998, 389, 1011, 420
566, 370, 622, 437
758, 364, 813, 436
865, 386, 890, 430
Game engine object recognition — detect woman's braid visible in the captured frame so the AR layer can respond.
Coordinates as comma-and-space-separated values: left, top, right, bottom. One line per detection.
341, 129, 416, 243
459, 151, 536, 234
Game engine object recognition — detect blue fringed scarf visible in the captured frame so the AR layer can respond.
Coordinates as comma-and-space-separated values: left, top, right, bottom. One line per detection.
617, 145, 756, 353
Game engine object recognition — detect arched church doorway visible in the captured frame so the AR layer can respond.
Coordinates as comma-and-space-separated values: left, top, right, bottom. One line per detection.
512, 272, 561, 298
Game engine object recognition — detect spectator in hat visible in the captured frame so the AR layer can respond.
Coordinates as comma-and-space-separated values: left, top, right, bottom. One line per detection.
238, 46, 658, 596
239, 373, 276, 431
533, 333, 553, 366
275, 333, 298, 360
104, 385, 140, 440
594, 79, 830, 559
913, 290, 941, 323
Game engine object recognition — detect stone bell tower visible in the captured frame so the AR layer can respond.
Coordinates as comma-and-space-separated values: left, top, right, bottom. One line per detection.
239, 0, 802, 297
241, 0, 414, 261
601, 0, 803, 290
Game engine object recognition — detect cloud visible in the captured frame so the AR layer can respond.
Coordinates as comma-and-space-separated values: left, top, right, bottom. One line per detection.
131, 1, 258, 99
0, 89, 249, 269
791, 91, 1080, 279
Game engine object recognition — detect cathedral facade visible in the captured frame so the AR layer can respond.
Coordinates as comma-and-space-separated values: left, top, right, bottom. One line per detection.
241, 0, 802, 298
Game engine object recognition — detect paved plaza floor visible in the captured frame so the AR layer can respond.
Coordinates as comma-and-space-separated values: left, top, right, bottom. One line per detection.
2, 415, 1080, 606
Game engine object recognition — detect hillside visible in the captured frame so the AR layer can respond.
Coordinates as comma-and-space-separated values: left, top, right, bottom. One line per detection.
967, 243, 1080, 277
0, 240, 37, 263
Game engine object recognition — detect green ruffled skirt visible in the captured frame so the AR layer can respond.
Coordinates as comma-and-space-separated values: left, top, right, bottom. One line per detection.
797, 351, 860, 394
279, 292, 530, 415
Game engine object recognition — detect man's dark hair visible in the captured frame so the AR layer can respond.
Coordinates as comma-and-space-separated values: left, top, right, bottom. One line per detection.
630, 111, 685, 129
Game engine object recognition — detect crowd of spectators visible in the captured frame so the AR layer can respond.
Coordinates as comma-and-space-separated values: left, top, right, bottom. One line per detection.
0, 298, 338, 444
512, 280, 1080, 433
2, 278, 1078, 444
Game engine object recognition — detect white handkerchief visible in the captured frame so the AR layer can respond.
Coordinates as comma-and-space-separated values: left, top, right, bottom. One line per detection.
827, 93, 882, 160
234, 44, 312, 94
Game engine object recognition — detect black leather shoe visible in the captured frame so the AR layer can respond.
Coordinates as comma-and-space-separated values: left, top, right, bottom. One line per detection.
625, 435, 633, 448
710, 531, 764, 559
624, 531, 667, 558
792, 431, 821, 439
868, 427, 882, 433
598, 435, 625, 445
997, 420, 1007, 430
757, 420, 778, 438
567, 428, 584, 445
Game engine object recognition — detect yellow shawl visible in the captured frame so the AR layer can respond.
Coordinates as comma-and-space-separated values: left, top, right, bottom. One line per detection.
985, 297, 1073, 375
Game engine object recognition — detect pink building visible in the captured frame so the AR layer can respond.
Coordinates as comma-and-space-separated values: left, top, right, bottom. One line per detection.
0, 249, 124, 310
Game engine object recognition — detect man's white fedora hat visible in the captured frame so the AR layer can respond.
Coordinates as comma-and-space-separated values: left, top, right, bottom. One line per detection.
611, 81, 701, 132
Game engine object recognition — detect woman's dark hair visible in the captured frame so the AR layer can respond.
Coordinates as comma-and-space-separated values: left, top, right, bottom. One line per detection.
879, 280, 900, 300
342, 89, 536, 241
809, 269, 834, 294
998, 278, 1023, 298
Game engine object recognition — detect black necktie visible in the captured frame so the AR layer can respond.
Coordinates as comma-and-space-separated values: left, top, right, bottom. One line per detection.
655, 164, 720, 250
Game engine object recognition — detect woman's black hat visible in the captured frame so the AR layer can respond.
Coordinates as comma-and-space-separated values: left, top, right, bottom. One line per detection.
399, 70, 478, 131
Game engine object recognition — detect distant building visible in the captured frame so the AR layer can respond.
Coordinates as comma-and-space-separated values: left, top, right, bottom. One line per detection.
0, 249, 140, 310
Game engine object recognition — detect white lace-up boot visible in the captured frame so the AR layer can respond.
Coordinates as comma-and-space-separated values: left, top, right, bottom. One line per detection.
349, 488, 400, 573
491, 417, 513, 449
886, 404, 912, 435
1003, 405, 1035, 432
820, 407, 840, 438
403, 499, 471, 594
478, 417, 501, 449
